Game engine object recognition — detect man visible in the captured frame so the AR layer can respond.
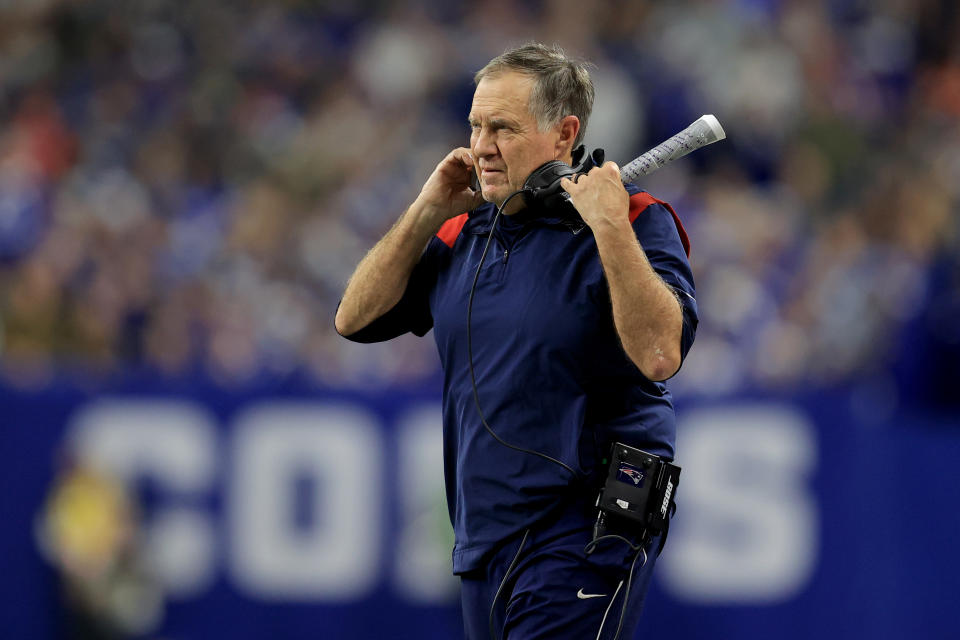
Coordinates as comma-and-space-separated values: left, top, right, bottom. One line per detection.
335, 43, 697, 640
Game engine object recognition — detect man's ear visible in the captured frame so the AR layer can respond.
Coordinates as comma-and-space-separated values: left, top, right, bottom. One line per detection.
555, 115, 580, 160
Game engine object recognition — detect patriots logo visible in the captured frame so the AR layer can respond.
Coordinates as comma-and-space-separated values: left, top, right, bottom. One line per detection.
616, 463, 646, 487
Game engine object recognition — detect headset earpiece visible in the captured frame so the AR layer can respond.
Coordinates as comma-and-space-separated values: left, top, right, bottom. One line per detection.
522, 147, 605, 217
522, 160, 576, 211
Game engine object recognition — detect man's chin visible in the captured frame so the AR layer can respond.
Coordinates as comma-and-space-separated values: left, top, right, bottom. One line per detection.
482, 186, 516, 208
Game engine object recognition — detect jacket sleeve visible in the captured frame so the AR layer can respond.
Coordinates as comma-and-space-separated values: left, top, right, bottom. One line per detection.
336, 237, 442, 343
629, 194, 699, 365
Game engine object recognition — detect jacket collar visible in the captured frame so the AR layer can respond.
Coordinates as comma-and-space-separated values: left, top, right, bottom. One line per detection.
464, 201, 587, 236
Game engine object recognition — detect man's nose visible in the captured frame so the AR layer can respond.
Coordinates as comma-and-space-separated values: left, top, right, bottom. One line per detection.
472, 129, 498, 157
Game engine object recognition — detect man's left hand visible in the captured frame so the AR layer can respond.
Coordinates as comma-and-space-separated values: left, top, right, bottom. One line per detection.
559, 161, 630, 232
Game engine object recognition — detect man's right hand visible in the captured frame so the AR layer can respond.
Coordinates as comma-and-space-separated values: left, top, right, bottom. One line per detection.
335, 148, 484, 337
413, 147, 485, 227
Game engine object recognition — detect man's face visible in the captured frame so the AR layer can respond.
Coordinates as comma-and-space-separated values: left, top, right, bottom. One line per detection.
468, 72, 562, 210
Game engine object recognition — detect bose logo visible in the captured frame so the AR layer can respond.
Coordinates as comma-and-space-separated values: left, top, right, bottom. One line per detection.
660, 478, 674, 518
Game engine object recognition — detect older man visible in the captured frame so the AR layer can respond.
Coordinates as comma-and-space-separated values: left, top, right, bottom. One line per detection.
336, 43, 697, 640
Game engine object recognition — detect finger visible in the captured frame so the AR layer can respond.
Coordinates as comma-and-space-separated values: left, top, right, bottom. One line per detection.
452, 147, 475, 168
559, 177, 576, 192
603, 161, 620, 176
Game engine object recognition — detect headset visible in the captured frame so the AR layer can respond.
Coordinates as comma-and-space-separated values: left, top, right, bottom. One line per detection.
521, 144, 605, 217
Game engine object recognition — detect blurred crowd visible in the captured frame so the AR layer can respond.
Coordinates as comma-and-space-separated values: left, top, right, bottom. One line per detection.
0, 0, 958, 407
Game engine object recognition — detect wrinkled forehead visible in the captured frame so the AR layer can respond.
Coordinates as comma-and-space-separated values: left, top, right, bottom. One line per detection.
469, 71, 536, 122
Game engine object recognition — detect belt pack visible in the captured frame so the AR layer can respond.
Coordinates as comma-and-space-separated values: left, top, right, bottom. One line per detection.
592, 442, 681, 555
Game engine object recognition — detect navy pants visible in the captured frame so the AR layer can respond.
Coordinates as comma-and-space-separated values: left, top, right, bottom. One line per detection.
459, 522, 659, 640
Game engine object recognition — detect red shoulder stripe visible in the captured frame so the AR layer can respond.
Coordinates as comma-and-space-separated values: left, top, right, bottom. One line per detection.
436, 212, 470, 248
628, 192, 690, 256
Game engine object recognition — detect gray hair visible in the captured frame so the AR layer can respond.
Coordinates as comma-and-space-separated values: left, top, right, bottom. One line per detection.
475, 43, 595, 148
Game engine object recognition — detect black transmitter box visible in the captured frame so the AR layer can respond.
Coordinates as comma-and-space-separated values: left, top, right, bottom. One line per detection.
596, 442, 681, 537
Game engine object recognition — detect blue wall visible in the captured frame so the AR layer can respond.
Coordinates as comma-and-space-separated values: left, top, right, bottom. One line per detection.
2, 377, 957, 639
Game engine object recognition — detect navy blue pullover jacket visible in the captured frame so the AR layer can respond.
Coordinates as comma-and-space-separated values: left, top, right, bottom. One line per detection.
342, 184, 697, 573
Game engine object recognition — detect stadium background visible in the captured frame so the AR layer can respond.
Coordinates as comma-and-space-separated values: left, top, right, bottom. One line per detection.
1, 0, 958, 638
